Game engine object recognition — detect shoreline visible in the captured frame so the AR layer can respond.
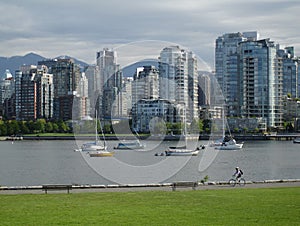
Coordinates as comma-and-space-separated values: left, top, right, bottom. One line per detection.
1, 179, 299, 194
2, 133, 300, 141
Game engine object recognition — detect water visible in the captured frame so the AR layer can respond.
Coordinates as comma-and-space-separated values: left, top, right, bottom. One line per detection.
0, 139, 299, 186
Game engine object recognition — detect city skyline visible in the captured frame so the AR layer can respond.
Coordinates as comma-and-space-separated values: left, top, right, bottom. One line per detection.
1, 39, 300, 133
1, 0, 299, 70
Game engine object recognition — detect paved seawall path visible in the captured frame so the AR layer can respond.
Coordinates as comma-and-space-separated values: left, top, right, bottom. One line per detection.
0, 179, 299, 194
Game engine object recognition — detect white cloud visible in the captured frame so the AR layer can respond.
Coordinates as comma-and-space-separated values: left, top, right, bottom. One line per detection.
0, 0, 300, 69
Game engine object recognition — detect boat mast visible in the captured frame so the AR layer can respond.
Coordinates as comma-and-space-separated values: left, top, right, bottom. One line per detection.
222, 106, 225, 138
98, 111, 106, 147
95, 110, 98, 143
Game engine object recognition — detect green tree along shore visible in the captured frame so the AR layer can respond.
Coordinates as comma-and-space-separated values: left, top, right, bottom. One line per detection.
0, 187, 299, 225
0, 119, 209, 137
1, 117, 294, 137
0, 119, 71, 136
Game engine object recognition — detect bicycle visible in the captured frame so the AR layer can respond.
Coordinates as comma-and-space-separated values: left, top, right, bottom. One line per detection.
228, 177, 246, 187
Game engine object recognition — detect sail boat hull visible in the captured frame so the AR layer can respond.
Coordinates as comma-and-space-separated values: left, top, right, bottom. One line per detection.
215, 143, 243, 150
89, 151, 114, 157
81, 142, 106, 152
114, 140, 145, 149
165, 149, 199, 156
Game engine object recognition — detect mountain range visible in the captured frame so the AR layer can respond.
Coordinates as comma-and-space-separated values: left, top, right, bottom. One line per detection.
0, 52, 160, 79
0, 52, 89, 79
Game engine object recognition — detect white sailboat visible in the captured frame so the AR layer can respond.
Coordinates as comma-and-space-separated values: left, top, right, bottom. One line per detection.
165, 105, 200, 156
114, 130, 145, 150
81, 111, 114, 157
212, 107, 243, 150
165, 145, 200, 156
114, 140, 145, 150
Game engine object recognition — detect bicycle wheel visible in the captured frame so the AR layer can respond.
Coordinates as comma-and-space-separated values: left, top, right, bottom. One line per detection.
229, 179, 236, 187
238, 178, 246, 187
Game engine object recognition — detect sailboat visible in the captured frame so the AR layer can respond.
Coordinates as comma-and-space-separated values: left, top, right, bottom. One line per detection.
114, 130, 145, 150
81, 111, 114, 157
165, 145, 200, 156
212, 107, 243, 150
165, 105, 200, 156
114, 140, 145, 150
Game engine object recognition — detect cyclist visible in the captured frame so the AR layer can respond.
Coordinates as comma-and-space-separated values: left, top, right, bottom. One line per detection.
233, 167, 243, 181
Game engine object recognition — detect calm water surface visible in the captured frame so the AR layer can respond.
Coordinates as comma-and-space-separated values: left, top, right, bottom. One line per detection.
0, 139, 299, 186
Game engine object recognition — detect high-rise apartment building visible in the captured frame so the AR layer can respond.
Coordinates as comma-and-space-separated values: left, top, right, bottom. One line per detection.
188, 52, 199, 121
159, 46, 188, 103
122, 77, 132, 117
238, 39, 283, 128
132, 65, 159, 107
44, 59, 81, 121
96, 48, 123, 119
159, 46, 198, 123
84, 65, 100, 113
198, 72, 211, 106
215, 32, 285, 129
96, 49, 116, 94
215, 32, 259, 117
277, 47, 300, 98
0, 70, 14, 117
15, 65, 53, 120
72, 72, 90, 120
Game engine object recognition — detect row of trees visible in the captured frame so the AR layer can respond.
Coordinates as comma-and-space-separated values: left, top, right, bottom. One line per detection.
0, 118, 212, 137
3, 117, 291, 137
0, 119, 71, 136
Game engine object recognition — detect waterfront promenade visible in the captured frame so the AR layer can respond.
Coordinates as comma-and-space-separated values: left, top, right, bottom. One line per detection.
1, 180, 299, 195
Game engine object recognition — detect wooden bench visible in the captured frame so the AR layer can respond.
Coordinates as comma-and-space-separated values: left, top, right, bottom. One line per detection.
172, 181, 198, 191
42, 184, 72, 194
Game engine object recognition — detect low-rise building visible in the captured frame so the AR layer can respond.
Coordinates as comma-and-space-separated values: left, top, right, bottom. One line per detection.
131, 99, 183, 133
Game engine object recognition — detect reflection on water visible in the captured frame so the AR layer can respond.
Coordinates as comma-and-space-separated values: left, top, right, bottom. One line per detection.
0, 139, 299, 186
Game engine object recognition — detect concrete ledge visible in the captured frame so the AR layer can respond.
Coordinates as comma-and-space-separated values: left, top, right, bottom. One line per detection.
264, 179, 284, 183
0, 185, 42, 190
1, 179, 299, 192
106, 184, 120, 188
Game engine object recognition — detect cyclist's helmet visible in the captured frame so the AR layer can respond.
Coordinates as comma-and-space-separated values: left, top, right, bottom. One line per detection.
236, 167, 239, 169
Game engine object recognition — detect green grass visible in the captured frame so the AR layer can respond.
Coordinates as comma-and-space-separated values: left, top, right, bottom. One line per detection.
0, 187, 299, 225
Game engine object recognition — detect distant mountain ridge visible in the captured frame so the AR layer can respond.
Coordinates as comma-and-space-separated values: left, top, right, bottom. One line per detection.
1, 53, 210, 80
0, 52, 90, 78
0, 52, 160, 80
121, 59, 159, 77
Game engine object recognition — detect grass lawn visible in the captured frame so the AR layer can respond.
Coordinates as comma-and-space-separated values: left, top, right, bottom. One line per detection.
0, 187, 299, 225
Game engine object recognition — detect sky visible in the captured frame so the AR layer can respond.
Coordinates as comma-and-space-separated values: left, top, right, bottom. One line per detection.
0, 0, 299, 71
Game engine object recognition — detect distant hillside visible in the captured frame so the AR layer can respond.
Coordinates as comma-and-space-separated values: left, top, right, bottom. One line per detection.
0, 53, 45, 77
122, 59, 159, 77
0, 53, 89, 79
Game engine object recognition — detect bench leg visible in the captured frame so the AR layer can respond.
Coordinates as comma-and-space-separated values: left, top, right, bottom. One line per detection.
172, 186, 176, 191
